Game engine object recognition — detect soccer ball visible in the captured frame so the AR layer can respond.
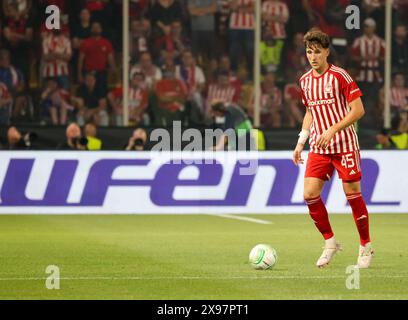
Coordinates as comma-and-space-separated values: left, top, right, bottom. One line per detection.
249, 244, 278, 270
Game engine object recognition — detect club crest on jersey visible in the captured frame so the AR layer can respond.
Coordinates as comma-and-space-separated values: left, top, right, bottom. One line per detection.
324, 83, 333, 93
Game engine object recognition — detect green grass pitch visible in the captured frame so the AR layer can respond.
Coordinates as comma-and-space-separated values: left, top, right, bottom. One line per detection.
0, 214, 407, 299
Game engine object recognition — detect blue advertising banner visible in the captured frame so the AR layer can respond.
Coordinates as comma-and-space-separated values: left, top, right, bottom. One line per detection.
0, 151, 405, 214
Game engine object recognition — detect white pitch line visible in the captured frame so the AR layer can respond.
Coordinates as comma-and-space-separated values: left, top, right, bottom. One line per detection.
209, 214, 273, 225
0, 275, 406, 281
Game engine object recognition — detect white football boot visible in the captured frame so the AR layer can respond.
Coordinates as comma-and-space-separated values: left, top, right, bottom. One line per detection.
316, 237, 342, 268
357, 242, 374, 269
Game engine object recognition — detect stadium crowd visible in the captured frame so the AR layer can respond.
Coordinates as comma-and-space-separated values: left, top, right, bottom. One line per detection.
0, 0, 407, 149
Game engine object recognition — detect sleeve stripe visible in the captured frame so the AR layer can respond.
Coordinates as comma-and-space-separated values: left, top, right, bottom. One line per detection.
331, 66, 353, 83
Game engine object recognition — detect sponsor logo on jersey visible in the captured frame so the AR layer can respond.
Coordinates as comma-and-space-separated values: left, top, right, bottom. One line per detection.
307, 98, 335, 106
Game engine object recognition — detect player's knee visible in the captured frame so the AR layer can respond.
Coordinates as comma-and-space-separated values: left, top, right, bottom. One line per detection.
304, 190, 321, 201
343, 181, 361, 194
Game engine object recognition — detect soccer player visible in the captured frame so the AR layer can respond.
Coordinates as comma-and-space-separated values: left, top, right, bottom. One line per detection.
293, 29, 374, 268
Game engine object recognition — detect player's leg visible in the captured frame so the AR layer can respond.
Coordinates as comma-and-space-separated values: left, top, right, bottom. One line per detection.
304, 177, 333, 240
304, 153, 341, 268
334, 150, 374, 268
342, 180, 374, 268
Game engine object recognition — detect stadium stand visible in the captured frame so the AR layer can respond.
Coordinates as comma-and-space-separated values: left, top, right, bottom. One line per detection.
0, 0, 407, 149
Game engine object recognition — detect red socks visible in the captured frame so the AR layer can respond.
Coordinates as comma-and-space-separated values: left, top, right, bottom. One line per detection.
347, 192, 371, 246
305, 196, 334, 240
306, 193, 371, 246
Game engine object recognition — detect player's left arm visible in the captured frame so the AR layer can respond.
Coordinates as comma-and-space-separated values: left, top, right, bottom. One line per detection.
316, 97, 365, 149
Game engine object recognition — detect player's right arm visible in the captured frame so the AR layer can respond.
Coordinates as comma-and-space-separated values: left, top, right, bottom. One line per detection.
293, 108, 312, 165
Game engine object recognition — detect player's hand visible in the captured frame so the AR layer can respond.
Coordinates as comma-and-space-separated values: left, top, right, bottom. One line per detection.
316, 127, 336, 149
293, 143, 304, 165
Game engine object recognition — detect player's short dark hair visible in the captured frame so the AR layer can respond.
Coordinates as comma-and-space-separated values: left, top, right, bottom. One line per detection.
303, 29, 330, 49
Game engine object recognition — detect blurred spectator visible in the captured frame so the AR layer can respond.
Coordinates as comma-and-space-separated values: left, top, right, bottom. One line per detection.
125, 128, 149, 151
149, 0, 184, 39
161, 50, 177, 75
72, 8, 92, 49
0, 49, 29, 122
262, 0, 289, 41
3, 0, 32, 18
57, 123, 88, 150
206, 70, 239, 111
228, 0, 255, 75
41, 29, 72, 90
5, 126, 23, 149
127, 0, 149, 20
5, 126, 37, 150
78, 21, 116, 95
390, 73, 408, 114
188, 0, 217, 62
283, 70, 304, 128
175, 49, 206, 111
351, 18, 385, 127
0, 49, 24, 93
392, 24, 408, 75
152, 69, 188, 126
155, 20, 189, 64
361, 0, 387, 38
378, 73, 408, 127
130, 51, 162, 89
302, 0, 348, 40
285, 32, 309, 77
260, 30, 285, 75
71, 8, 92, 79
394, 0, 408, 23
215, 0, 231, 55
376, 112, 408, 149
0, 82, 12, 125
73, 72, 109, 126
218, 54, 242, 92
108, 71, 149, 126
84, 122, 102, 150
375, 128, 398, 149
286, 0, 309, 34
84, 0, 114, 27
260, 72, 282, 128
129, 18, 151, 64
40, 77, 72, 125
2, 4, 34, 83
302, 0, 349, 65
210, 101, 255, 151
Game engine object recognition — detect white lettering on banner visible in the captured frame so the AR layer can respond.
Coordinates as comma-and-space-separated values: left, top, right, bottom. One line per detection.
0, 151, 406, 214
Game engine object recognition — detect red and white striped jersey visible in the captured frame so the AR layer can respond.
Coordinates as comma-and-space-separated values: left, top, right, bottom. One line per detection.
299, 64, 363, 154
229, 0, 255, 30
351, 34, 385, 83
42, 34, 72, 78
206, 83, 238, 107
262, 0, 289, 39
391, 86, 408, 109
109, 86, 149, 118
